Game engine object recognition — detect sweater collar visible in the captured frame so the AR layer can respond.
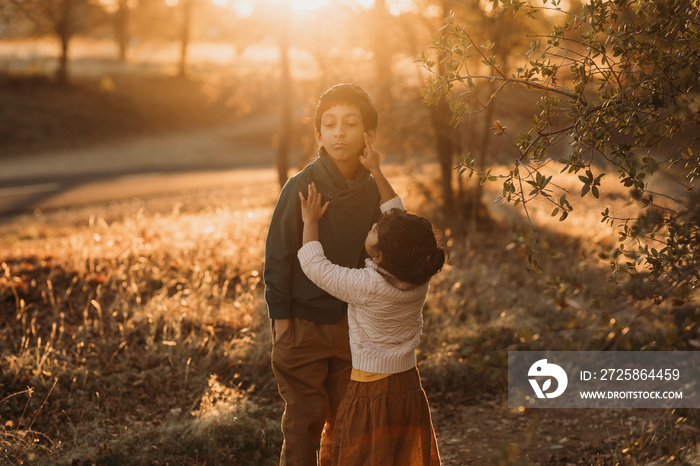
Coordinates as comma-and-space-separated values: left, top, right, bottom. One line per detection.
318, 148, 371, 191
365, 258, 425, 292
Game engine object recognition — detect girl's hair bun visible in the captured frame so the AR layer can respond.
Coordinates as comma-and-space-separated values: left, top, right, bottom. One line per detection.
376, 210, 447, 285
427, 248, 447, 276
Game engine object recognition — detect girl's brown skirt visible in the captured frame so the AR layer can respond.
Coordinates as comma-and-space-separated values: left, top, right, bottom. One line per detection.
331, 367, 441, 466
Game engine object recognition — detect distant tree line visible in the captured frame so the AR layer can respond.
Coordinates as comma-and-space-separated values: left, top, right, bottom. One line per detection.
0, 1, 553, 193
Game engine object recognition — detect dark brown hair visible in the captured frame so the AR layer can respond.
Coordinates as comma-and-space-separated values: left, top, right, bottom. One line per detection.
376, 209, 447, 285
314, 83, 378, 132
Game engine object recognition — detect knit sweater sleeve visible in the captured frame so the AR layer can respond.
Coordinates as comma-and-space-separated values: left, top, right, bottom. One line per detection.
298, 241, 372, 305
380, 195, 405, 213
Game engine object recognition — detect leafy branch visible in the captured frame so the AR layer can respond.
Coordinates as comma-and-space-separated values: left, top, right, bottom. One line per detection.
420, 0, 700, 304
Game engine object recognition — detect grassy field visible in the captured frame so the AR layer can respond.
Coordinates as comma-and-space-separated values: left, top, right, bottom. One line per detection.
2, 167, 698, 465
1, 69, 699, 464
0, 182, 282, 464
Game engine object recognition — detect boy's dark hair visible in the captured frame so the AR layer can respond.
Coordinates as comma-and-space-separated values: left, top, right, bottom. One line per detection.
314, 83, 378, 132
376, 210, 447, 286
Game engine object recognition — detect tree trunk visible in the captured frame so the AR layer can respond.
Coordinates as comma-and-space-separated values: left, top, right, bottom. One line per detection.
428, 0, 460, 208
430, 99, 456, 207
115, 0, 130, 62
55, 0, 73, 83
276, 1, 292, 187
372, 0, 392, 111
178, 0, 192, 78
475, 76, 497, 201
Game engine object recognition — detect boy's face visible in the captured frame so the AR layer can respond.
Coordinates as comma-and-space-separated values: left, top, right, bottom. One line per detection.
315, 104, 376, 168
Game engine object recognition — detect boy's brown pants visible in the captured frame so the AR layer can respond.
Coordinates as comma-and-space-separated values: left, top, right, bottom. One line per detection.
271, 316, 352, 466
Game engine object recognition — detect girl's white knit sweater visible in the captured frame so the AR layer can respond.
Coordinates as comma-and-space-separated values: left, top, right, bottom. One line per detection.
297, 198, 429, 374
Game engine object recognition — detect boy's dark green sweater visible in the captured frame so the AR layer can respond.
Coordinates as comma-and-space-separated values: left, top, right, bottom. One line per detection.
264, 149, 382, 324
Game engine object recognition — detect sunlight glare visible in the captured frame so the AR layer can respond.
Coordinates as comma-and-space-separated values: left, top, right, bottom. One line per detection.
230, 0, 414, 17
229, 0, 333, 17
289, 0, 330, 10
229, 0, 330, 16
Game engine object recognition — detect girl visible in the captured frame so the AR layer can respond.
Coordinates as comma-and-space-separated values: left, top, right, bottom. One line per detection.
297, 136, 445, 465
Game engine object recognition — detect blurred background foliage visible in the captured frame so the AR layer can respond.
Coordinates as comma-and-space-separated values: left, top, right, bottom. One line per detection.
421, 0, 699, 311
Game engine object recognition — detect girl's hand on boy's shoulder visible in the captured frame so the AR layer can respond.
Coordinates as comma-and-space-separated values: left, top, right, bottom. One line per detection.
299, 182, 329, 224
359, 132, 381, 173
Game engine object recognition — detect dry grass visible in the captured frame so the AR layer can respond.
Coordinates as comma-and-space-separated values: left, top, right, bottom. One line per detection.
0, 181, 282, 465
1, 52, 698, 462
1, 165, 698, 464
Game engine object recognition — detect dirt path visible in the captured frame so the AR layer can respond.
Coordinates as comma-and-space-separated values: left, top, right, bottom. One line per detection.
432, 400, 669, 465
0, 114, 285, 217
0, 114, 279, 182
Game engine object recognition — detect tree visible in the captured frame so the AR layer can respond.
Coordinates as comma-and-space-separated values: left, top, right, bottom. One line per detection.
415, 0, 462, 208
114, 0, 131, 62
371, 0, 393, 111
413, 0, 536, 210
276, 0, 292, 187
5, 0, 107, 82
177, 0, 193, 77
420, 0, 700, 305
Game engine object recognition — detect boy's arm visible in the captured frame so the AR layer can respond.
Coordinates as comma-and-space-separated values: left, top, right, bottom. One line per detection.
264, 179, 303, 322
359, 132, 397, 204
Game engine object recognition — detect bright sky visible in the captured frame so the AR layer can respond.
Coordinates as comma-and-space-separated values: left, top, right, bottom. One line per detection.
228, 0, 413, 16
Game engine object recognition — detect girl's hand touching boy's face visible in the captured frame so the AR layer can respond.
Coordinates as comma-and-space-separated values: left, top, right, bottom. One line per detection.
299, 182, 329, 224
359, 132, 381, 173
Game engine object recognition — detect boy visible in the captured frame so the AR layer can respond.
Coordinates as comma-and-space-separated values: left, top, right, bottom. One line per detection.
264, 83, 384, 465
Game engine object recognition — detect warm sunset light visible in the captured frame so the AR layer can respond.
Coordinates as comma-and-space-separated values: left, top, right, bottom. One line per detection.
285, 0, 330, 10
280, 0, 413, 13
229, 0, 413, 16
226, 0, 335, 17
2, 0, 696, 462
228, 0, 333, 15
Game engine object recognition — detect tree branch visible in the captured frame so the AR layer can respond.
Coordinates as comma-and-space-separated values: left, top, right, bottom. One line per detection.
448, 74, 579, 100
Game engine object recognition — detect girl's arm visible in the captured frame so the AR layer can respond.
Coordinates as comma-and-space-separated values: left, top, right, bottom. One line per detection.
298, 241, 371, 305
298, 182, 370, 304
360, 132, 397, 204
